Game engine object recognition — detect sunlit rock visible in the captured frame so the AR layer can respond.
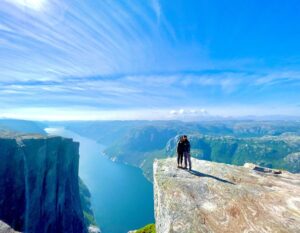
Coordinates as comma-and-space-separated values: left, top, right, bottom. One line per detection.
154, 158, 300, 233
0, 221, 20, 233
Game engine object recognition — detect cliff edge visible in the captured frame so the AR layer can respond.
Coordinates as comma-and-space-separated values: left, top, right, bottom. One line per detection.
0, 134, 87, 233
154, 158, 300, 233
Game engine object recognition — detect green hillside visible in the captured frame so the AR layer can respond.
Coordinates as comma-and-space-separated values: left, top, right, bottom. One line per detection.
104, 122, 300, 181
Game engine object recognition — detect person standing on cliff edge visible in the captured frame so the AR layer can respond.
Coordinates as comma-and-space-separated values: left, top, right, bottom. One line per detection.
183, 135, 192, 171
176, 136, 184, 168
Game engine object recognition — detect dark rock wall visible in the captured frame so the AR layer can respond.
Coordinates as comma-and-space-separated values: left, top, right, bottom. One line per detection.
0, 136, 87, 233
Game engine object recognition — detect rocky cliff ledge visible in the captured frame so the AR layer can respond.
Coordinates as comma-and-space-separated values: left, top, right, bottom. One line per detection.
0, 221, 20, 233
154, 158, 300, 233
0, 134, 87, 233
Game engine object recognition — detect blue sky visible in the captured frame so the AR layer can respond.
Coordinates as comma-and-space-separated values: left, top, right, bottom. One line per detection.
1, 0, 300, 120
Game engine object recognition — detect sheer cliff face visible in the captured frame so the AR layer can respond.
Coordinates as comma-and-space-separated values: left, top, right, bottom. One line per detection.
154, 158, 300, 233
0, 135, 87, 233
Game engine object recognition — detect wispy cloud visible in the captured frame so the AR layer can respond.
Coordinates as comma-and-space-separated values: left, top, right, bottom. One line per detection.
1, 104, 300, 121
0, 0, 209, 82
151, 0, 161, 22
1, 0, 300, 120
254, 71, 300, 86
1, 69, 300, 111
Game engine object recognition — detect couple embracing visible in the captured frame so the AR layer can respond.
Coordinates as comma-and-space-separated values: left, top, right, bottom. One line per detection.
177, 135, 192, 171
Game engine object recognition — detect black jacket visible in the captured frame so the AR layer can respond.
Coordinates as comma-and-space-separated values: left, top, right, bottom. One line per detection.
177, 141, 184, 154
183, 140, 190, 153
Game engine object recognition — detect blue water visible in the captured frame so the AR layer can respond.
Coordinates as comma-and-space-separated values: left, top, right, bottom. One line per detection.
45, 128, 154, 233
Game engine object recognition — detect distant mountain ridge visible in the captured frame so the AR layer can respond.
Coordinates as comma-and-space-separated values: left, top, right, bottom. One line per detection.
0, 119, 46, 135
41, 120, 300, 180
62, 120, 300, 143
98, 121, 300, 180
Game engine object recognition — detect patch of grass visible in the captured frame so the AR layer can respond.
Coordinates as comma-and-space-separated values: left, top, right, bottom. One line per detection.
83, 211, 97, 226
135, 223, 156, 233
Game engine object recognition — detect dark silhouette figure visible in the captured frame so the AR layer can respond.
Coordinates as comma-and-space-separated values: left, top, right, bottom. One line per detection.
177, 136, 184, 168
182, 135, 191, 170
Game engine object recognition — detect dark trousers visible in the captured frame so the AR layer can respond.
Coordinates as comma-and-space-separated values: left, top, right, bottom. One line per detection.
183, 152, 192, 169
177, 153, 183, 165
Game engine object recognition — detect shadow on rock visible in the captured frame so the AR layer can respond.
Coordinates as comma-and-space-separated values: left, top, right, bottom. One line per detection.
188, 169, 235, 185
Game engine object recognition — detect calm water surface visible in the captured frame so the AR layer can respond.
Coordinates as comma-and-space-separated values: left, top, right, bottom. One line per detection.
45, 127, 154, 233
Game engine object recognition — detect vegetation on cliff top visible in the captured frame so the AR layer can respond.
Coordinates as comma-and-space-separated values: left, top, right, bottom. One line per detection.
135, 223, 156, 233
102, 122, 300, 181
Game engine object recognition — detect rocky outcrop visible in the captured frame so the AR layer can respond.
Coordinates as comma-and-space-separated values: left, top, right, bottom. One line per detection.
88, 225, 101, 233
154, 158, 300, 233
0, 134, 87, 233
0, 221, 20, 233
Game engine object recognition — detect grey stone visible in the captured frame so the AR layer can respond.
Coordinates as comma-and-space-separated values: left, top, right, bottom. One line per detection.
0, 221, 20, 233
88, 225, 101, 233
154, 158, 300, 233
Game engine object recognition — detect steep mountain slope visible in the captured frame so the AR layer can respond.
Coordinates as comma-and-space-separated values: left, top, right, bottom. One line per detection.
62, 120, 300, 145
104, 124, 300, 181
79, 178, 98, 229
54, 121, 183, 145
50, 120, 300, 180
0, 134, 87, 233
166, 134, 300, 171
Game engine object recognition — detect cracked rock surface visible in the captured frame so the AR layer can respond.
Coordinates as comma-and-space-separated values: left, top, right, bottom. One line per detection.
154, 158, 300, 233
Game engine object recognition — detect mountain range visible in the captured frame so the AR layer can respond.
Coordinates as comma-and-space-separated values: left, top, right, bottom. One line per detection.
60, 120, 300, 181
